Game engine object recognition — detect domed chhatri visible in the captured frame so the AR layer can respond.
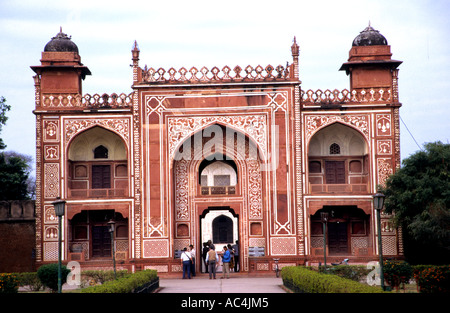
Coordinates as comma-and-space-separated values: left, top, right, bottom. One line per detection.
44, 27, 79, 53
352, 24, 388, 47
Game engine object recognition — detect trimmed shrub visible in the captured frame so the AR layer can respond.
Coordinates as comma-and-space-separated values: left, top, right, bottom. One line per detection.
81, 269, 158, 293
37, 263, 71, 292
15, 272, 44, 291
413, 265, 450, 293
81, 270, 129, 285
0, 273, 19, 293
383, 260, 413, 291
282, 266, 385, 293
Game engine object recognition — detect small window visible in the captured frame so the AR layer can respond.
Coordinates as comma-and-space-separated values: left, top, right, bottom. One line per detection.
329, 143, 340, 155
73, 225, 88, 240
115, 164, 127, 177
349, 160, 362, 173
351, 221, 366, 235
309, 161, 321, 173
94, 145, 108, 159
116, 225, 128, 238
310, 221, 323, 235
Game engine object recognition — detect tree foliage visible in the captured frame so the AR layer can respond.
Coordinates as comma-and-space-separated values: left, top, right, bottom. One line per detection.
0, 96, 11, 150
0, 96, 34, 200
382, 141, 450, 264
0, 152, 32, 200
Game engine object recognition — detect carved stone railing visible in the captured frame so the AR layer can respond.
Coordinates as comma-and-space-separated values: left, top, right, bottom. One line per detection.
309, 183, 368, 194
40, 92, 132, 109
301, 88, 392, 105
68, 188, 128, 198
140, 63, 293, 84
201, 186, 236, 196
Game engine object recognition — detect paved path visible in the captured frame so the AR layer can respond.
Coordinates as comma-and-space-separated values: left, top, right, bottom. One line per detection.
157, 274, 286, 293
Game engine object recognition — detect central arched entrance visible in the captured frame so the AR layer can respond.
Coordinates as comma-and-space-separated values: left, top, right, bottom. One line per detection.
172, 123, 266, 273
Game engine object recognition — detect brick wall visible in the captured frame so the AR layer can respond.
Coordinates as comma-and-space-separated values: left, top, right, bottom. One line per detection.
0, 200, 36, 272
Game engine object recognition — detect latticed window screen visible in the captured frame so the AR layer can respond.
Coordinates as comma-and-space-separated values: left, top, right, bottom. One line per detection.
329, 143, 340, 154
214, 175, 230, 186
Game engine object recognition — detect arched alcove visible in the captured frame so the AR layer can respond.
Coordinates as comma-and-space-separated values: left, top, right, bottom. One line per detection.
199, 154, 238, 187
307, 123, 370, 193
67, 126, 129, 198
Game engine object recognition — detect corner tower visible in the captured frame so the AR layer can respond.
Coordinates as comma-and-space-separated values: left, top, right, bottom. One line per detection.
31, 28, 91, 104
339, 24, 402, 99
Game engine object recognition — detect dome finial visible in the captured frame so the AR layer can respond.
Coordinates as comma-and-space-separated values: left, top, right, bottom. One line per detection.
352, 24, 388, 46
44, 28, 78, 53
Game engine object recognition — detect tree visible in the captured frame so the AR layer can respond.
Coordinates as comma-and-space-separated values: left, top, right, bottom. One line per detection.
382, 141, 450, 264
0, 152, 31, 200
0, 96, 11, 150
0, 96, 34, 200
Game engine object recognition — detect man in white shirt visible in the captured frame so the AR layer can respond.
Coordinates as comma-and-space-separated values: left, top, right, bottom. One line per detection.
181, 247, 192, 279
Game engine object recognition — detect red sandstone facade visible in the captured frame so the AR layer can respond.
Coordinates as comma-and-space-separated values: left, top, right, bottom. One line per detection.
32, 26, 403, 273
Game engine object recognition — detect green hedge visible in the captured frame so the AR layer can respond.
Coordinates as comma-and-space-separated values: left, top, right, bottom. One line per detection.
81, 270, 129, 286
81, 270, 158, 293
281, 266, 385, 293
15, 272, 44, 291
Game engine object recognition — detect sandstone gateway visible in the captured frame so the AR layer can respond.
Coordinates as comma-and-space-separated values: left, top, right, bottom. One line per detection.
32, 25, 403, 273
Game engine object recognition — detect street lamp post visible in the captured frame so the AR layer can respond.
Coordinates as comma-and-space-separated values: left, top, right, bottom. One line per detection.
320, 212, 329, 271
108, 219, 117, 280
373, 192, 386, 291
52, 198, 66, 294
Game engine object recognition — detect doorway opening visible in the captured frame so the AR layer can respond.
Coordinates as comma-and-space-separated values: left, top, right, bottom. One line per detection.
199, 207, 239, 272
310, 206, 370, 256
69, 210, 128, 260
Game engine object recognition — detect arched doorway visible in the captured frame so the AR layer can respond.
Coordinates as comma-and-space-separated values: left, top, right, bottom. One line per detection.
199, 207, 239, 272
310, 206, 371, 257
69, 210, 128, 260
213, 215, 234, 243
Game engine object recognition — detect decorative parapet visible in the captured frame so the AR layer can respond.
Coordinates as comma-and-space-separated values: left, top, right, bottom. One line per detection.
139, 63, 293, 84
301, 87, 392, 105
40, 93, 132, 109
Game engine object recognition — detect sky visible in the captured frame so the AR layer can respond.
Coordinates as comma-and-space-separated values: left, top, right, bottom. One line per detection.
0, 0, 449, 176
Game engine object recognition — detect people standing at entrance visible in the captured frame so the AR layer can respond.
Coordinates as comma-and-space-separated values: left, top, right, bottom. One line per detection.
227, 244, 235, 271
206, 245, 218, 279
181, 247, 192, 279
189, 244, 196, 277
202, 242, 210, 273
232, 240, 239, 272
221, 245, 231, 279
